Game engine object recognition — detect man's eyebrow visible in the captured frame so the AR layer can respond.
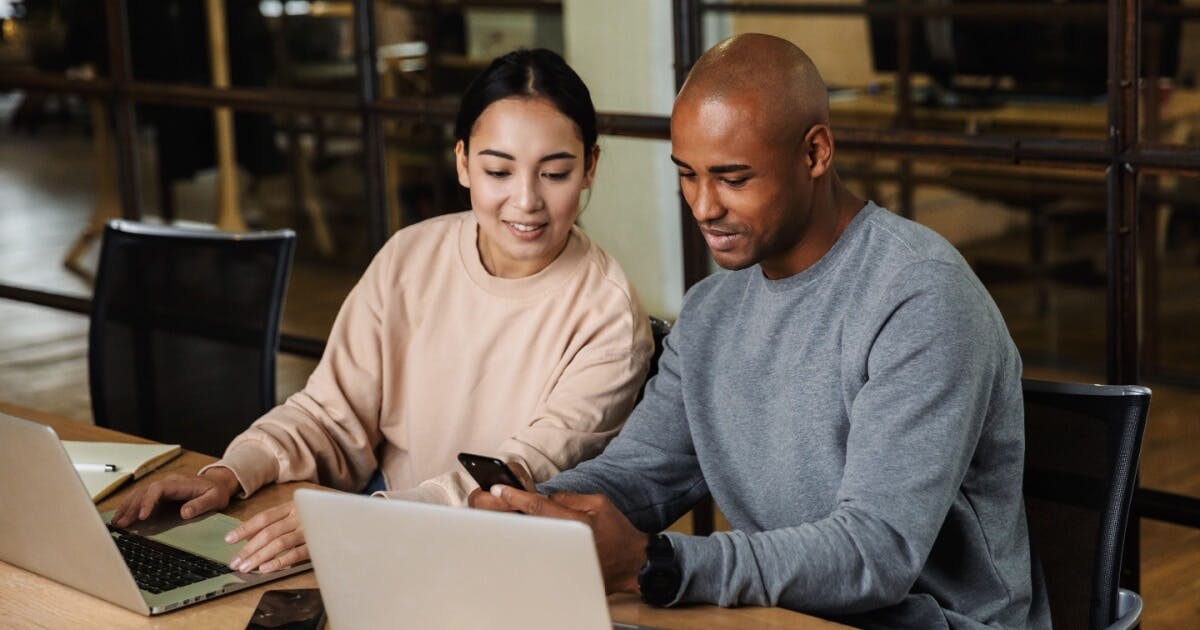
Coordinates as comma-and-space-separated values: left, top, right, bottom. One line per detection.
669, 155, 750, 174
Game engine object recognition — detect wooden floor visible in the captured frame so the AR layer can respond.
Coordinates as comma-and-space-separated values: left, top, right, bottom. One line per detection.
1, 103, 1197, 626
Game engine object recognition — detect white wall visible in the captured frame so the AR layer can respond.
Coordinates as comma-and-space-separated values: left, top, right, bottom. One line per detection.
562, 0, 683, 318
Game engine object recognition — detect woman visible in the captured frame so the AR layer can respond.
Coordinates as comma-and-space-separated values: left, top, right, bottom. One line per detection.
113, 49, 653, 574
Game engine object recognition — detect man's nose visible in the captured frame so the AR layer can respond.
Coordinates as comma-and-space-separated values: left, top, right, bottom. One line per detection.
689, 180, 723, 223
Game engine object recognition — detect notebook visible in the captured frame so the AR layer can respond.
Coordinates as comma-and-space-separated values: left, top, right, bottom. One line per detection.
62, 441, 182, 502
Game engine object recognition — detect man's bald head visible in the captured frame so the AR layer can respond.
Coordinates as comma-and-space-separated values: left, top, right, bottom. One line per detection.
677, 34, 829, 144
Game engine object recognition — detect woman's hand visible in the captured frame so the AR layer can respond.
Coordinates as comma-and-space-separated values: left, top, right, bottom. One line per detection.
112, 468, 240, 527
225, 501, 308, 573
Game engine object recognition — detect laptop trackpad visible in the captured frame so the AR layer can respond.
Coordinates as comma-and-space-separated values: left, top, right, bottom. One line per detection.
101, 509, 247, 565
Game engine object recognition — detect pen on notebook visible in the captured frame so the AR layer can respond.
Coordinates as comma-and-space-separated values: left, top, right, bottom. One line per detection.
74, 463, 118, 473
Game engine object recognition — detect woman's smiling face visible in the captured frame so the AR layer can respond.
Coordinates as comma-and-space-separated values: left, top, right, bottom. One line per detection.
456, 96, 599, 279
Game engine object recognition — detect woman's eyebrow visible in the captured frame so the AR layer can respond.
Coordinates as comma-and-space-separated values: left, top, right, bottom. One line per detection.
476, 149, 577, 163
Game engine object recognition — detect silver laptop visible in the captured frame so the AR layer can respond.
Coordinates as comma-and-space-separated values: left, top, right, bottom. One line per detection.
296, 488, 654, 630
0, 412, 309, 615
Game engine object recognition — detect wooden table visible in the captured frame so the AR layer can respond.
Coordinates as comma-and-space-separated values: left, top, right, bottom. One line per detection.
0, 402, 848, 629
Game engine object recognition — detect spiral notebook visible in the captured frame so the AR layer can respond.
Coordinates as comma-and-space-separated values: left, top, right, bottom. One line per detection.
62, 441, 182, 502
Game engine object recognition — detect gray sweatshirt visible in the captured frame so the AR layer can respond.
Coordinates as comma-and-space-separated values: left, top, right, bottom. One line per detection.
541, 202, 1050, 628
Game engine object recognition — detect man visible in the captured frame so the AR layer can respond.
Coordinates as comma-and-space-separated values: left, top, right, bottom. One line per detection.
472, 34, 1049, 628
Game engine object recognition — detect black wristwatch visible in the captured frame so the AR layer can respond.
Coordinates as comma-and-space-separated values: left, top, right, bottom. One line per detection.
638, 533, 681, 607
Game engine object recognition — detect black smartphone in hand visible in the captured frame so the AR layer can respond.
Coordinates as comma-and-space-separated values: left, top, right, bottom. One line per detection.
457, 452, 523, 491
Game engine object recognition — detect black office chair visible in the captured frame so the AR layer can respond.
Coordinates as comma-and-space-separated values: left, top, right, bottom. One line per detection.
1022, 378, 1151, 630
631, 315, 673, 405
89, 220, 295, 457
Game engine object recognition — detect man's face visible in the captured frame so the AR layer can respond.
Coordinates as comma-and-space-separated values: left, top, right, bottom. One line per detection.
670, 95, 811, 276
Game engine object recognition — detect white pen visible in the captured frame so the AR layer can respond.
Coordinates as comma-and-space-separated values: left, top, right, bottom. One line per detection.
74, 463, 118, 473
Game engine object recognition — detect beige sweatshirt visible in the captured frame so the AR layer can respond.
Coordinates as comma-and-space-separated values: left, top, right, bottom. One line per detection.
203, 212, 652, 505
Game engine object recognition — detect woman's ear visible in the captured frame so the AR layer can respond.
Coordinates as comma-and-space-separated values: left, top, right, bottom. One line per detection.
582, 145, 601, 189
454, 140, 471, 188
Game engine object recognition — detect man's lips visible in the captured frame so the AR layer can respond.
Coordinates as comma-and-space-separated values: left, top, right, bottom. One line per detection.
700, 226, 741, 252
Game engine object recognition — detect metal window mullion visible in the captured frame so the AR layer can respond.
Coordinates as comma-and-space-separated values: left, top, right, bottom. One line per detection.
353, 0, 389, 253
1107, 0, 1142, 594
104, 0, 141, 221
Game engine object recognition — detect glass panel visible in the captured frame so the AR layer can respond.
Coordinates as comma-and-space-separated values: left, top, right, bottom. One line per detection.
0, 90, 110, 296
1142, 171, 1200, 379
0, 0, 110, 80
840, 151, 1110, 373
1139, 4, 1200, 147
382, 118, 458, 232
131, 103, 366, 339
720, 0, 1114, 141
0, 300, 92, 421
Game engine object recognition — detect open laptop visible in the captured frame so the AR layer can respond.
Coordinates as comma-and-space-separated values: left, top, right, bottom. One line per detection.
295, 488, 655, 629
0, 412, 309, 615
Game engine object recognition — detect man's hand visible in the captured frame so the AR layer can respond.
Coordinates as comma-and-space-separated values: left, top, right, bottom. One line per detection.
489, 486, 648, 594
466, 459, 535, 511
112, 468, 240, 527
224, 501, 308, 573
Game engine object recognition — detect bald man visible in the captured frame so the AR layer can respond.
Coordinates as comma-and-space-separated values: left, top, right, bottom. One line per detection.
475, 35, 1049, 628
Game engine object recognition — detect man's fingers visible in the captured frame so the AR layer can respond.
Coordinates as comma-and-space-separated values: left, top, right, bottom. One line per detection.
508, 461, 536, 492
491, 486, 579, 520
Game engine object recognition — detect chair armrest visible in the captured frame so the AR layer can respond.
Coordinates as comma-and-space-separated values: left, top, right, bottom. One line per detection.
1105, 589, 1143, 630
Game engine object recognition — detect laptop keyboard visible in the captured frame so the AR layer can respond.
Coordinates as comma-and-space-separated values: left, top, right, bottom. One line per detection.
108, 525, 233, 594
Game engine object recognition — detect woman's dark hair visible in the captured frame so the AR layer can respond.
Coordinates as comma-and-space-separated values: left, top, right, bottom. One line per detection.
454, 49, 598, 168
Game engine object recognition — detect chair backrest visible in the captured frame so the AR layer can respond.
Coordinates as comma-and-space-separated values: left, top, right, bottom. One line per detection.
1022, 378, 1151, 630
89, 220, 295, 456
636, 316, 672, 403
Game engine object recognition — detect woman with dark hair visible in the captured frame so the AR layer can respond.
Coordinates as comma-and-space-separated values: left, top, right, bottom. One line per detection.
114, 49, 653, 573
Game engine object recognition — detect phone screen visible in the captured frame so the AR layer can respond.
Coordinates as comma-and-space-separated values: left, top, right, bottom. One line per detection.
457, 452, 523, 491
246, 588, 325, 630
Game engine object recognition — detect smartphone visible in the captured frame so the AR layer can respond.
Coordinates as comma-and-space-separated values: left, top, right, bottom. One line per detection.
457, 452, 523, 491
245, 588, 326, 630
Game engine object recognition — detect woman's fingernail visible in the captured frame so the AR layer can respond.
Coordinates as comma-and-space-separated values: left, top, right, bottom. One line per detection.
490, 485, 504, 498
224, 532, 235, 543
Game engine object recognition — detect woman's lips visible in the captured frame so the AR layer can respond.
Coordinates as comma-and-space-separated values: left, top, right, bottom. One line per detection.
505, 220, 548, 241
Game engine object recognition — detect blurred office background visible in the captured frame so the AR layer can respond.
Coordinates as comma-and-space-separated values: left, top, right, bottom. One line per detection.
0, 1, 1197, 625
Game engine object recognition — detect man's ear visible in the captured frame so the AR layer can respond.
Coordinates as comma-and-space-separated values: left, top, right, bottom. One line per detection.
805, 124, 835, 180
582, 145, 601, 189
454, 140, 471, 188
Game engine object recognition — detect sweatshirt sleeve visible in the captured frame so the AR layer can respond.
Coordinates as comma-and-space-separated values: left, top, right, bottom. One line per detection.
538, 325, 711, 533
660, 263, 1005, 613
384, 287, 657, 506
199, 240, 397, 497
